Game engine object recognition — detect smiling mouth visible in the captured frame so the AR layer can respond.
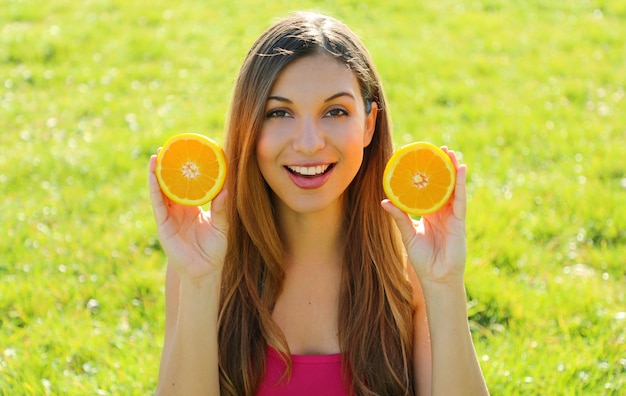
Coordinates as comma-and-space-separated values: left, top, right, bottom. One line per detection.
286, 164, 335, 176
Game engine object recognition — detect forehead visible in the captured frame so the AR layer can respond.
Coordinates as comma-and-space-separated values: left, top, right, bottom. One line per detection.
269, 53, 360, 97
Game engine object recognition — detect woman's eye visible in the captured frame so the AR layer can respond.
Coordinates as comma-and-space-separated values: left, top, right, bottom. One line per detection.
266, 109, 291, 118
325, 108, 348, 118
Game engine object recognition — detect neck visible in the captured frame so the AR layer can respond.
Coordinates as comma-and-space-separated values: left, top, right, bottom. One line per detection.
278, 204, 344, 271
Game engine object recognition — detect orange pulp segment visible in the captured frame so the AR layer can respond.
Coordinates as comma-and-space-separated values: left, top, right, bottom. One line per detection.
156, 133, 227, 206
383, 142, 456, 216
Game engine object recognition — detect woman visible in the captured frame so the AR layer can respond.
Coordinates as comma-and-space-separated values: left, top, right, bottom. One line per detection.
149, 11, 489, 395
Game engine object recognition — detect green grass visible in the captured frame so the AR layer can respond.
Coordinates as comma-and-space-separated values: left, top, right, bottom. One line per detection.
1, 0, 624, 394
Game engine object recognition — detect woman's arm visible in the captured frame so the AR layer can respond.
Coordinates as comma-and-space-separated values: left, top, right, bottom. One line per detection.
419, 279, 487, 396
156, 265, 221, 396
149, 154, 228, 395
157, 264, 180, 387
408, 267, 432, 396
384, 148, 489, 396
410, 264, 488, 396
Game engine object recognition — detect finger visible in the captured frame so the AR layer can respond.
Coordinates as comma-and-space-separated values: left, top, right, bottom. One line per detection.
148, 154, 169, 227
209, 188, 229, 235
452, 164, 467, 221
440, 147, 465, 218
443, 147, 460, 168
381, 199, 417, 246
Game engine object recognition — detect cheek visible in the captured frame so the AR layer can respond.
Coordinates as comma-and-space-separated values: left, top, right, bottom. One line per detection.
255, 147, 270, 179
347, 145, 365, 168
256, 124, 289, 155
256, 130, 275, 162
255, 131, 280, 179
340, 123, 369, 155
339, 132, 366, 169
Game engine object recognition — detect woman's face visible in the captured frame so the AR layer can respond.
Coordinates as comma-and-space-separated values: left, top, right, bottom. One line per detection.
256, 53, 377, 217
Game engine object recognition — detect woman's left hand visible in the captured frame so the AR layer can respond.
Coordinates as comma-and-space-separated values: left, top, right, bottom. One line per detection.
382, 147, 467, 287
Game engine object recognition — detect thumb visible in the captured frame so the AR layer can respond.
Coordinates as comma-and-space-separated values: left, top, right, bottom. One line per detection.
381, 199, 417, 246
209, 188, 229, 235
452, 164, 467, 221
148, 153, 169, 228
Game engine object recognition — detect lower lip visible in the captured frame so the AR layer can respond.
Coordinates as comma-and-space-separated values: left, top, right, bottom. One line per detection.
287, 167, 333, 189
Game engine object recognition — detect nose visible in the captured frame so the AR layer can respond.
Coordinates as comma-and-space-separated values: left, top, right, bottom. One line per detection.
292, 117, 325, 155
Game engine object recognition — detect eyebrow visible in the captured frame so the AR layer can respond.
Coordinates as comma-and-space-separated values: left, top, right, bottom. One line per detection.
266, 95, 292, 104
324, 91, 355, 102
266, 91, 356, 104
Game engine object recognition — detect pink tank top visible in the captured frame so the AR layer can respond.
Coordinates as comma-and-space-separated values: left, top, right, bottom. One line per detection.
256, 346, 351, 395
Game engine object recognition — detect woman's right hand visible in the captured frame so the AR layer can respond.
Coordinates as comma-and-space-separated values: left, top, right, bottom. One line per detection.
148, 153, 229, 283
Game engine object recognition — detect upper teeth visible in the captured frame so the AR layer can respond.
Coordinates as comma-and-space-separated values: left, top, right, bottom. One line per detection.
288, 165, 330, 176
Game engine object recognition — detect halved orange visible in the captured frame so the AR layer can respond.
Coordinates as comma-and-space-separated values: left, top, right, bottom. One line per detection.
383, 142, 456, 216
155, 133, 227, 206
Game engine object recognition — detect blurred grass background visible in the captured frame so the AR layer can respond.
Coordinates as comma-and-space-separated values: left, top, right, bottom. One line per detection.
1, 0, 624, 394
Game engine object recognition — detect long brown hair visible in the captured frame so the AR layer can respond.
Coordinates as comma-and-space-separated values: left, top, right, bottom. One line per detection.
218, 12, 415, 395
